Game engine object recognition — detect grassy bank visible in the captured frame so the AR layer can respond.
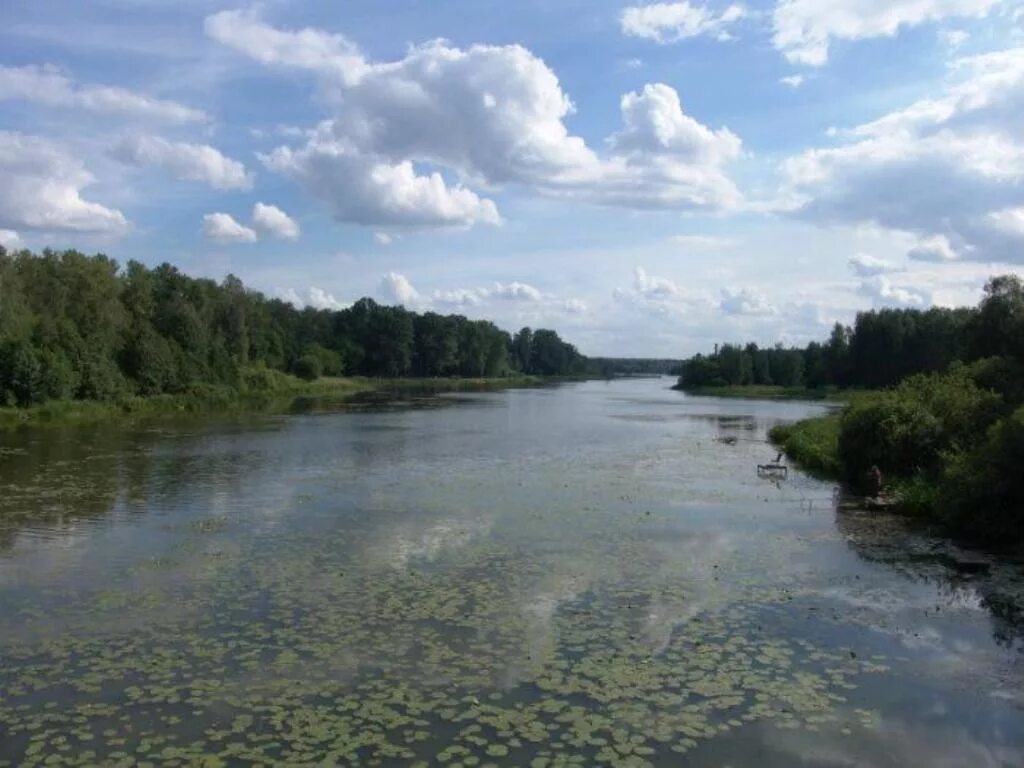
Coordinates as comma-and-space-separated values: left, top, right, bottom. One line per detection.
677, 384, 844, 401
0, 373, 546, 430
768, 415, 842, 478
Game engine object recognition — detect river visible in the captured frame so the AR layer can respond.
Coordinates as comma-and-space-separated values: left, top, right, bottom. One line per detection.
0, 377, 1021, 766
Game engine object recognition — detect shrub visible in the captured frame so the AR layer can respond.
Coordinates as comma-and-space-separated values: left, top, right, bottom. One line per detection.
293, 354, 322, 381
838, 368, 1003, 487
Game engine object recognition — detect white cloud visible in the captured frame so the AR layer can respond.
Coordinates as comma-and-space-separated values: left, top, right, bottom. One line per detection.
908, 234, 960, 262
564, 299, 588, 314
849, 253, 899, 276
491, 281, 543, 301
857, 275, 931, 307
252, 202, 300, 239
277, 286, 348, 310
113, 135, 253, 190
202, 212, 258, 244
209, 13, 742, 224
0, 229, 22, 249
204, 9, 368, 86
720, 286, 777, 315
633, 266, 681, 299
0, 64, 206, 123
621, 3, 746, 44
378, 271, 421, 305
308, 286, 347, 310
433, 288, 487, 307
262, 141, 501, 228
780, 46, 1024, 263
374, 232, 394, 245
610, 83, 741, 164
0, 131, 128, 234
773, 0, 1000, 66
779, 74, 805, 88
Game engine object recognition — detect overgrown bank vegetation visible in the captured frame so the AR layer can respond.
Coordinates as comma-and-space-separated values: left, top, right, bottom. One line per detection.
0, 248, 586, 417
685, 276, 1024, 548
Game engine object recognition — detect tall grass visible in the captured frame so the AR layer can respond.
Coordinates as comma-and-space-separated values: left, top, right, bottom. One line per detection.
768, 414, 842, 478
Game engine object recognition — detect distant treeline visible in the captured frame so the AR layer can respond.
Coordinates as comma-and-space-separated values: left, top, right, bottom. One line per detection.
0, 248, 587, 407
678, 299, 995, 391
589, 358, 682, 376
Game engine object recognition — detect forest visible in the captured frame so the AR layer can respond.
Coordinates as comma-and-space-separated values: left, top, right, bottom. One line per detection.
685, 276, 1024, 547
0, 248, 588, 408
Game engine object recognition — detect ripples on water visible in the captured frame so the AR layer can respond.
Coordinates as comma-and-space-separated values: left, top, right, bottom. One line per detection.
0, 378, 1021, 766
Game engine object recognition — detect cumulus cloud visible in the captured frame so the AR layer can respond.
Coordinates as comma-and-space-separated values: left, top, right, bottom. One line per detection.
374, 232, 394, 245
262, 141, 501, 228
202, 212, 257, 244
780, 46, 1024, 263
208, 12, 742, 225
0, 64, 207, 123
491, 281, 543, 301
611, 83, 742, 164
633, 266, 681, 299
773, 0, 1000, 66
308, 286, 347, 310
620, 2, 746, 43
779, 74, 805, 88
908, 234, 960, 262
277, 286, 348, 310
857, 275, 931, 307
564, 299, 588, 314
252, 202, 300, 239
113, 135, 253, 190
379, 271, 421, 305
0, 131, 128, 234
849, 253, 899, 276
720, 286, 777, 315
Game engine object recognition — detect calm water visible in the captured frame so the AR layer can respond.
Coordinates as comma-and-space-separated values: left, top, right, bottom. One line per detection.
1, 377, 1022, 767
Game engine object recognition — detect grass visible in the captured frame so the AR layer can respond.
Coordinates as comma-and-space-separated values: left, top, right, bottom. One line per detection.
768, 414, 842, 478
677, 385, 845, 401
0, 373, 554, 431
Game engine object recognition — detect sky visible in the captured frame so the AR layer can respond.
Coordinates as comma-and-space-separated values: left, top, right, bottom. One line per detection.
1, 1, 1023, 357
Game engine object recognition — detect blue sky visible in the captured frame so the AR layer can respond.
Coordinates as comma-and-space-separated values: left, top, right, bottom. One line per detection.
1, 1, 1023, 355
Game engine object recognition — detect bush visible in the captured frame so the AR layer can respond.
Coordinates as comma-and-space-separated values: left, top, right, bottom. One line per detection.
938, 405, 1024, 544
239, 364, 295, 393
293, 354, 322, 381
0, 340, 44, 406
838, 368, 1003, 487
303, 343, 345, 376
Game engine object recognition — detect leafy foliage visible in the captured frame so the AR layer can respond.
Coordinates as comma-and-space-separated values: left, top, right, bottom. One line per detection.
0, 247, 587, 406
752, 277, 1024, 547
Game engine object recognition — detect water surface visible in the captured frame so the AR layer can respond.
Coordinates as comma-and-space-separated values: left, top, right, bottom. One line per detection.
1, 378, 1022, 766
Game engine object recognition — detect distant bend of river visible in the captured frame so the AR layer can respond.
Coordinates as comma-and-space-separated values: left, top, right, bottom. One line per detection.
1, 377, 1022, 767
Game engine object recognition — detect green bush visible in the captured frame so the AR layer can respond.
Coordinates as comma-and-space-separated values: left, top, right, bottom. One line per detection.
293, 354, 322, 381
239, 364, 296, 393
938, 405, 1024, 543
303, 343, 345, 376
838, 368, 1003, 487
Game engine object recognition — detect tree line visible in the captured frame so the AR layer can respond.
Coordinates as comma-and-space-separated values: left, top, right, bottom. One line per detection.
0, 248, 588, 407
678, 302, 985, 391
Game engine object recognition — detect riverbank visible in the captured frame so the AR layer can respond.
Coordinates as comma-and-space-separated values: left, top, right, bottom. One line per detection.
675, 384, 844, 401
768, 414, 842, 479
0, 374, 546, 430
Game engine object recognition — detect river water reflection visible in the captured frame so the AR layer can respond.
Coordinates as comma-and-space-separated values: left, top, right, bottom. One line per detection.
0, 377, 1021, 766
